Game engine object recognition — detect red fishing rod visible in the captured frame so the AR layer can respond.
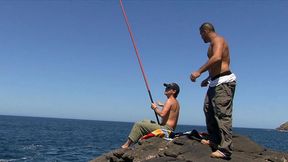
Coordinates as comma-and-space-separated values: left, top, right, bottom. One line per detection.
119, 0, 160, 124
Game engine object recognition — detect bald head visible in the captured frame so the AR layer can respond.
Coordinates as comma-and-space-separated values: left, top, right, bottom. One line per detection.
199, 22, 215, 32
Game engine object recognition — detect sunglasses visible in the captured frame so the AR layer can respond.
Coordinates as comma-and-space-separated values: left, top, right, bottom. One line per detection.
165, 87, 173, 92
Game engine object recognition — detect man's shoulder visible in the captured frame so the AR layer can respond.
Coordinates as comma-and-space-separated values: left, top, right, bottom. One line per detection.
211, 36, 226, 49
214, 36, 225, 43
167, 98, 179, 107
166, 98, 177, 104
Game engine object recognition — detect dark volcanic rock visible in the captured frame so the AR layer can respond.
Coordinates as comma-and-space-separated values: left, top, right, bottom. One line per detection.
277, 122, 288, 131
90, 135, 288, 162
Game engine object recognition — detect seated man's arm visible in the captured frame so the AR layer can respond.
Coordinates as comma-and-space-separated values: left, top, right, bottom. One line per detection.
151, 100, 171, 118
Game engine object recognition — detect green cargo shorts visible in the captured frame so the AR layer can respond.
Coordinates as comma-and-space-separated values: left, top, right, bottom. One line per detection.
128, 119, 173, 143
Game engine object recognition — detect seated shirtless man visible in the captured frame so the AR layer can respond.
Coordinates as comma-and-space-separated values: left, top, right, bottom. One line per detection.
121, 82, 180, 148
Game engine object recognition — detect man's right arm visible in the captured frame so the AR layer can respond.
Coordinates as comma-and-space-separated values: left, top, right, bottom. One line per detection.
191, 37, 224, 82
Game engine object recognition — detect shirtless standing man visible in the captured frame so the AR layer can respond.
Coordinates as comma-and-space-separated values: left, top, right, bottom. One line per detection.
190, 22, 236, 159
121, 83, 180, 148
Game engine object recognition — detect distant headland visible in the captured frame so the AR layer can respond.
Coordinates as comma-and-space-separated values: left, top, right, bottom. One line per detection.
277, 122, 288, 132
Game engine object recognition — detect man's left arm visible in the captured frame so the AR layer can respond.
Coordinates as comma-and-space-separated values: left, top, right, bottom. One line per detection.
151, 101, 171, 118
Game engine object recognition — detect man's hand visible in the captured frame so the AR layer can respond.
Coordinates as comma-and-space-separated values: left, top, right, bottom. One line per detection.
190, 71, 201, 82
157, 101, 164, 107
201, 78, 209, 87
151, 103, 157, 110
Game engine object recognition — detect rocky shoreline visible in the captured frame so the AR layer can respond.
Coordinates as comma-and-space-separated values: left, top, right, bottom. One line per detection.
90, 134, 287, 162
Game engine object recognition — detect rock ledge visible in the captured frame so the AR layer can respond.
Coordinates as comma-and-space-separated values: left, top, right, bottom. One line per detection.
91, 135, 287, 162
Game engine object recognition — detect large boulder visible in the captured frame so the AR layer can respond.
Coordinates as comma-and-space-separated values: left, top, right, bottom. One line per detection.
90, 135, 288, 162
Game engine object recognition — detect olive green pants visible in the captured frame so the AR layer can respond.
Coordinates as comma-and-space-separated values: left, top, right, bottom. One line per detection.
204, 81, 236, 156
128, 119, 173, 143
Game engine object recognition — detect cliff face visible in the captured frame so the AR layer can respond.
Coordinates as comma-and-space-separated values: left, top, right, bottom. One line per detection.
277, 122, 288, 131
90, 135, 288, 162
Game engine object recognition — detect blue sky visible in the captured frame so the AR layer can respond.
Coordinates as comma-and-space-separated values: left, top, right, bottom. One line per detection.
0, 0, 287, 129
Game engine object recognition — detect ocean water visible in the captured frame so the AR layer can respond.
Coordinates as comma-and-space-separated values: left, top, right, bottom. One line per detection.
0, 115, 287, 162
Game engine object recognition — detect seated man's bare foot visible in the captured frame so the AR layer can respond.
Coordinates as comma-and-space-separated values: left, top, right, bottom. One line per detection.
201, 139, 210, 145
121, 138, 133, 149
210, 150, 231, 160
121, 144, 128, 149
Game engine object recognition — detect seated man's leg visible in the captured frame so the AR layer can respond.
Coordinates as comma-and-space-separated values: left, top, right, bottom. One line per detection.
121, 120, 161, 148
128, 119, 161, 143
122, 119, 161, 148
